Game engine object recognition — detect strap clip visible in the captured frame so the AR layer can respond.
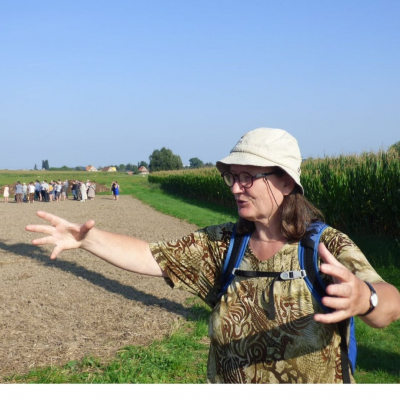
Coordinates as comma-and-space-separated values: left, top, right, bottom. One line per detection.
280, 270, 307, 280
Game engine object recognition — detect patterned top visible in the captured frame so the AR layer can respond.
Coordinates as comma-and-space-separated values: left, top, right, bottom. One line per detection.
149, 223, 384, 383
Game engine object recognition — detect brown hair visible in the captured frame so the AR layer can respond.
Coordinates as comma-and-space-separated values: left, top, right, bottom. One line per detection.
236, 168, 324, 241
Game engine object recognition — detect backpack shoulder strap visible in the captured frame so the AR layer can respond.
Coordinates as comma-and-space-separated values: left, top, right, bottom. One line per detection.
299, 221, 355, 383
298, 221, 332, 311
219, 224, 251, 298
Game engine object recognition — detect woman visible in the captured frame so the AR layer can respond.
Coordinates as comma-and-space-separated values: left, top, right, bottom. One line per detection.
114, 181, 120, 200
111, 181, 116, 200
3, 185, 10, 203
88, 181, 96, 200
80, 181, 87, 202
48, 182, 54, 202
55, 181, 62, 202
28, 182, 35, 203
61, 182, 67, 201
25, 128, 400, 383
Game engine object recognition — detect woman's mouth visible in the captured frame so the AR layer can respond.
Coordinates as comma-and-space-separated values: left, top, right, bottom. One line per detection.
236, 198, 247, 207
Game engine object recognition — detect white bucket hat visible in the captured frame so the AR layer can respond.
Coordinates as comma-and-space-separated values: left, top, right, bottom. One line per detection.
216, 127, 303, 194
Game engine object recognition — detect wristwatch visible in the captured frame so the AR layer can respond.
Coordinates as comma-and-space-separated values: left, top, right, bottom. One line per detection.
359, 281, 378, 316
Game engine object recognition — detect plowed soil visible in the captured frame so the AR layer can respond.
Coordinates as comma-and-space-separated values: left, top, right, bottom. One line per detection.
0, 195, 198, 380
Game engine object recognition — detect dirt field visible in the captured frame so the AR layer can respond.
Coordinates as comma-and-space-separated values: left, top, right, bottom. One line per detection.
0, 195, 199, 380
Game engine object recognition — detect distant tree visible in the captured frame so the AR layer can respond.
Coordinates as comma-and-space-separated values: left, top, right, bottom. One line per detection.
204, 162, 214, 168
41, 159, 50, 170
75, 166, 86, 171
118, 164, 126, 171
49, 166, 73, 171
126, 163, 138, 172
189, 157, 204, 169
34, 164, 38, 170
388, 141, 400, 156
138, 161, 149, 169
149, 148, 183, 172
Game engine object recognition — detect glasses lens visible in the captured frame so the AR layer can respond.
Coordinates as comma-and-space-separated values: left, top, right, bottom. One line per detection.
239, 172, 253, 188
222, 172, 234, 187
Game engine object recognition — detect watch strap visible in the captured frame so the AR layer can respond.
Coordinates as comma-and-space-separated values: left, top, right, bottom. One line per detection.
358, 281, 377, 317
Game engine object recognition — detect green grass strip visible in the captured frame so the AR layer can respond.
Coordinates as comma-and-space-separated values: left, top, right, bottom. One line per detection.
6, 302, 210, 384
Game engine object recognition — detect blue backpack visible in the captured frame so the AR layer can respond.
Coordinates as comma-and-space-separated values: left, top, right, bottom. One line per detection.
219, 221, 356, 384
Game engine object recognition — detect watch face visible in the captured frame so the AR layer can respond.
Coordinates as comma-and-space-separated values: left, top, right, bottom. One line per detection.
371, 293, 378, 307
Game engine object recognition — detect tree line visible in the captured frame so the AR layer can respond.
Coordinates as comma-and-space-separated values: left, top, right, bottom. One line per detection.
34, 148, 214, 173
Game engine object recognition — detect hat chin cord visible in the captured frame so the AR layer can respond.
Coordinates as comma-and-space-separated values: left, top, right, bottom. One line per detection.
264, 177, 279, 210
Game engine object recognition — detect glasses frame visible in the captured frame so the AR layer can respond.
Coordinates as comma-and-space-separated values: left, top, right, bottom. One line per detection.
221, 170, 277, 188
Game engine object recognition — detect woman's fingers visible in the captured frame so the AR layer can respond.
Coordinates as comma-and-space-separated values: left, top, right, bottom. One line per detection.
36, 210, 71, 228
314, 310, 348, 324
31, 236, 56, 246
50, 246, 63, 260
81, 220, 95, 233
318, 243, 342, 267
25, 224, 55, 235
321, 295, 350, 310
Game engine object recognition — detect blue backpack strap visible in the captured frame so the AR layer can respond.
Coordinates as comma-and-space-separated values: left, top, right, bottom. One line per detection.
219, 224, 251, 298
299, 221, 331, 311
299, 221, 356, 382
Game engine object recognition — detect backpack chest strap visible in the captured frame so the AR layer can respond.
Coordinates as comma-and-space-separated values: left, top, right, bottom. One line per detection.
234, 270, 307, 320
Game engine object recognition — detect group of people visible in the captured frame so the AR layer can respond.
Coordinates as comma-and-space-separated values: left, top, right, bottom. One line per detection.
26, 127, 400, 384
70, 180, 97, 202
3, 181, 42, 203
2, 179, 97, 203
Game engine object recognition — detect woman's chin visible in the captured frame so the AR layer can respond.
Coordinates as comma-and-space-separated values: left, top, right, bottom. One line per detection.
237, 208, 255, 221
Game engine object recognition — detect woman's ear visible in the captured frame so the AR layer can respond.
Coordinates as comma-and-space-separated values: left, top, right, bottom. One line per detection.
282, 175, 295, 195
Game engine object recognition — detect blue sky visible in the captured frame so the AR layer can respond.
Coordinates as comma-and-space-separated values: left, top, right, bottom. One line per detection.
1, 0, 399, 169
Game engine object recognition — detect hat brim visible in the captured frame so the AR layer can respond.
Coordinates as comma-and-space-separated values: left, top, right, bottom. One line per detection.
216, 152, 304, 194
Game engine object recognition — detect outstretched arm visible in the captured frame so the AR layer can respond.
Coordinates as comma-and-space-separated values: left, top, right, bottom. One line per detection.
313, 243, 400, 328
26, 211, 166, 277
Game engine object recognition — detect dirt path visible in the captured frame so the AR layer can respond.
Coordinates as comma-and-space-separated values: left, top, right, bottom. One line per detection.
0, 195, 199, 380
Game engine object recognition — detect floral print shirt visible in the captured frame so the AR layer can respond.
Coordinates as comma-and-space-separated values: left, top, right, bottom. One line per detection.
149, 223, 383, 383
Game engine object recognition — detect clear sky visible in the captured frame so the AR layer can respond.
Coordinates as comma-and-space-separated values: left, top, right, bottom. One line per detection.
1, 0, 399, 170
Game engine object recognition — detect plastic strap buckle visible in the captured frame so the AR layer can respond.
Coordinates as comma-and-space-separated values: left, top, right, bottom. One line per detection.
280, 270, 307, 280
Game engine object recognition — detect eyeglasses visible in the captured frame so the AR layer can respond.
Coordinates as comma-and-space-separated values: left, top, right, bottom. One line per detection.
221, 171, 277, 188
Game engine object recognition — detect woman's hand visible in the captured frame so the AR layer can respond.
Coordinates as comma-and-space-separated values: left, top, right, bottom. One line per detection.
313, 243, 370, 324
26, 210, 165, 277
26, 211, 95, 259
314, 243, 400, 328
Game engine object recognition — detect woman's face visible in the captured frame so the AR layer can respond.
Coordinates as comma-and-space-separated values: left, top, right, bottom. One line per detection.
229, 164, 294, 224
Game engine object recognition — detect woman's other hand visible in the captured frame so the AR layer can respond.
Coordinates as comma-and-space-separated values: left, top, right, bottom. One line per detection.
313, 243, 400, 328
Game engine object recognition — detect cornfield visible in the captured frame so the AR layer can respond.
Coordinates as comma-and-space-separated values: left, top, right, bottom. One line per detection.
149, 152, 400, 236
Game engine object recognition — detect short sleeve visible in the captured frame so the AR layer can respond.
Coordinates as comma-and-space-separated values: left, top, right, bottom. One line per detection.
149, 223, 234, 308
321, 227, 384, 283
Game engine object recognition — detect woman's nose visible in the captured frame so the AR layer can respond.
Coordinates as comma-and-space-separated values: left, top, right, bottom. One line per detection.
230, 180, 244, 194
